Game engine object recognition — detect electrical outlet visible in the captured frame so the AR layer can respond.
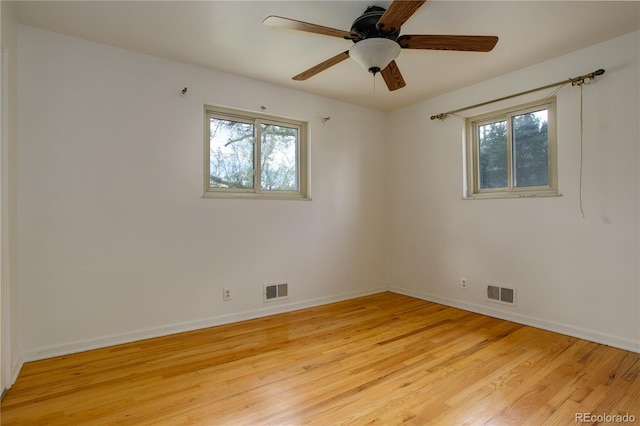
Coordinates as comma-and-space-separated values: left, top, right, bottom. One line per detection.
461, 278, 468, 289
223, 288, 232, 301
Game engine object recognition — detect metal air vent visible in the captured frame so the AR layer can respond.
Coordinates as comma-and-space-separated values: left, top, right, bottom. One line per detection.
264, 283, 289, 303
487, 284, 516, 306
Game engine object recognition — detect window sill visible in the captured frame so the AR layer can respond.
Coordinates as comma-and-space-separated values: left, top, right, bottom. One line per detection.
202, 192, 312, 201
463, 192, 562, 200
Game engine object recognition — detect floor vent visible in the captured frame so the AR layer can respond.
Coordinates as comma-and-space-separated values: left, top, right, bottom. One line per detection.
487, 284, 516, 306
264, 283, 288, 302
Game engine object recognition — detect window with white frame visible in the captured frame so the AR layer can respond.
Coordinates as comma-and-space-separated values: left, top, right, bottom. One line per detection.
465, 98, 557, 198
204, 105, 308, 199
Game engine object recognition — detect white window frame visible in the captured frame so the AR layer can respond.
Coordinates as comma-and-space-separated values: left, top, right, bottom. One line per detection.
465, 98, 558, 199
204, 105, 309, 200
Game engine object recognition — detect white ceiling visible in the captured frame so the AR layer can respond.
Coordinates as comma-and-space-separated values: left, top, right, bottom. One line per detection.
14, 1, 640, 111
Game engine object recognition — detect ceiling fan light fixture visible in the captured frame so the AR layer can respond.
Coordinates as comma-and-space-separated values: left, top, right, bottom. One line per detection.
349, 38, 401, 75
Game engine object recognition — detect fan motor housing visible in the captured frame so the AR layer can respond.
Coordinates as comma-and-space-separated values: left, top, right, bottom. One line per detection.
350, 6, 399, 42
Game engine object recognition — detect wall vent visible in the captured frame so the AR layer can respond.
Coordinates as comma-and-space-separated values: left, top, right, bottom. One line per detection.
487, 284, 516, 306
264, 283, 288, 303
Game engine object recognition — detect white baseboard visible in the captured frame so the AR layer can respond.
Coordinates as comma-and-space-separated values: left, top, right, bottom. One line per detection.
22, 287, 387, 363
19, 284, 640, 364
0, 357, 22, 399
389, 285, 640, 354
10, 357, 22, 385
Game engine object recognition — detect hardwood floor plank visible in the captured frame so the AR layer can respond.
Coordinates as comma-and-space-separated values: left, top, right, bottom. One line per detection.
2, 293, 639, 425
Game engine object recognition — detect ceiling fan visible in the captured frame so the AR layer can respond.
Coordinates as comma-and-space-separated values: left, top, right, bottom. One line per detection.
263, 0, 498, 91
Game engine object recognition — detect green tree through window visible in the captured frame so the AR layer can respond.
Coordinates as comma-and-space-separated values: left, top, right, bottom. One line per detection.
209, 118, 254, 189
513, 111, 549, 188
478, 120, 507, 189
260, 124, 298, 191
466, 98, 557, 198
205, 106, 308, 199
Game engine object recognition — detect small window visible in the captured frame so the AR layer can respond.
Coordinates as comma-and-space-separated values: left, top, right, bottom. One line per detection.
204, 105, 308, 199
465, 98, 557, 198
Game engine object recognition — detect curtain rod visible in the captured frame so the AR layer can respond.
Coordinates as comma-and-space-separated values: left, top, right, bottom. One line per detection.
430, 68, 605, 120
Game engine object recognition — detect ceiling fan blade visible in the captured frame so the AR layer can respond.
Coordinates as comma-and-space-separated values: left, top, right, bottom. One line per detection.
381, 61, 406, 91
292, 51, 350, 81
376, 0, 427, 32
263, 15, 352, 39
398, 34, 499, 52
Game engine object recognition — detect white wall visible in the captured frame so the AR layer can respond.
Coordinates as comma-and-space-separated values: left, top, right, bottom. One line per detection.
16, 24, 640, 363
1, 0, 20, 389
387, 31, 640, 352
17, 25, 389, 360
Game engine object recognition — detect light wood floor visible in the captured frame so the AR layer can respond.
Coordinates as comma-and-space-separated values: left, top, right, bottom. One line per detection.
2, 292, 639, 425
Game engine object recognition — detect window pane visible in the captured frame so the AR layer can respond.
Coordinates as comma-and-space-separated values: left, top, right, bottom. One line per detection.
478, 120, 508, 189
512, 110, 549, 188
260, 123, 299, 191
209, 117, 254, 189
